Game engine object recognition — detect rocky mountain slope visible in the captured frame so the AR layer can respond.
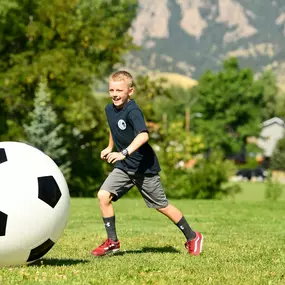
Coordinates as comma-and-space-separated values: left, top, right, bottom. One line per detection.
125, 0, 285, 84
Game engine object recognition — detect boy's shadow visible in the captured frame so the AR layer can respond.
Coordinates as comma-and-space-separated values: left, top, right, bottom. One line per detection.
29, 258, 89, 267
28, 246, 180, 265
116, 246, 180, 256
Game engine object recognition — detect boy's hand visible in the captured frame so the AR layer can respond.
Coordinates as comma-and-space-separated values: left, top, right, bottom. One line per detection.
106, 152, 126, 164
100, 147, 113, 160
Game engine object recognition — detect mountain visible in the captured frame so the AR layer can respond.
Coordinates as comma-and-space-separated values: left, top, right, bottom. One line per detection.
124, 0, 285, 85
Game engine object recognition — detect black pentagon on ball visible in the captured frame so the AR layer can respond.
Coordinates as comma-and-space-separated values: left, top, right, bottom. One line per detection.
38, 176, 62, 208
0, 211, 8, 236
0, 148, 7, 164
27, 239, 55, 262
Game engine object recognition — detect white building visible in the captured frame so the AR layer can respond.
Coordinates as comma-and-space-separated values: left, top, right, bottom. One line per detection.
257, 117, 285, 157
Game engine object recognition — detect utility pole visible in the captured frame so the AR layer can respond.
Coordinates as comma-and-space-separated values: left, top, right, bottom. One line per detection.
185, 107, 190, 133
185, 107, 190, 156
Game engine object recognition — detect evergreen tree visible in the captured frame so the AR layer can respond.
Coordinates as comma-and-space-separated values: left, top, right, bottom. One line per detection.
24, 80, 71, 179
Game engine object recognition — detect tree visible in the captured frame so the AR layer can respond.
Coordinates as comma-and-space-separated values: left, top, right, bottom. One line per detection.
134, 75, 171, 122
275, 88, 285, 121
24, 80, 71, 179
254, 70, 278, 121
0, 0, 138, 196
153, 85, 200, 127
196, 57, 275, 156
0, 0, 138, 135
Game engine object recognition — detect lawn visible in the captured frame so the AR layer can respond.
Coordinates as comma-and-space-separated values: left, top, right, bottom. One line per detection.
1, 183, 285, 285
227, 181, 285, 201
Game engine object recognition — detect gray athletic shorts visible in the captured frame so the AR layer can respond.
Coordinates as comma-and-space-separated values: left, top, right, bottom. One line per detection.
99, 168, 168, 209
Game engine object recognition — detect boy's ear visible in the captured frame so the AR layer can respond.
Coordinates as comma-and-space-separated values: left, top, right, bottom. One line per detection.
129, 87, 134, 95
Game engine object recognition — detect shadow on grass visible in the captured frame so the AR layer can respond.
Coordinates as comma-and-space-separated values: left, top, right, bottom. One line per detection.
29, 258, 89, 267
116, 246, 180, 256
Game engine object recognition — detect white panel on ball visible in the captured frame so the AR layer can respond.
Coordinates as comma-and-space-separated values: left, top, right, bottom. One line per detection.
0, 141, 70, 267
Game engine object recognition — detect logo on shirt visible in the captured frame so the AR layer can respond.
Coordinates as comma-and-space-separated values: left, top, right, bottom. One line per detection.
118, 119, 126, 130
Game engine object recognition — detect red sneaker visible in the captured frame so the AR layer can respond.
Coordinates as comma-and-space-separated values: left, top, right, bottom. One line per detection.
91, 238, 120, 256
185, 232, 203, 256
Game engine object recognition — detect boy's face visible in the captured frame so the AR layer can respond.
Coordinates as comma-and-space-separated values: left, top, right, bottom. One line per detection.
109, 80, 134, 109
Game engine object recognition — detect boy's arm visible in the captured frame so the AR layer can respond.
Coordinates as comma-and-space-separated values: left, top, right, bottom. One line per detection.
124, 108, 149, 156
101, 130, 114, 160
106, 131, 149, 163
108, 130, 114, 150
125, 131, 149, 156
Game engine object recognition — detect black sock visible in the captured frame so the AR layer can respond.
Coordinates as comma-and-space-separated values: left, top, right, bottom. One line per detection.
103, 216, 118, 242
176, 216, 196, 241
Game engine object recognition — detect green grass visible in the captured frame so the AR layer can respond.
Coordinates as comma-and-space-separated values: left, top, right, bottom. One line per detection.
228, 182, 285, 201
1, 183, 285, 284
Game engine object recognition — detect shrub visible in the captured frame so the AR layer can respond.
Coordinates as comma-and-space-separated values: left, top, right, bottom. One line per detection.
270, 137, 285, 171
265, 171, 284, 201
186, 159, 240, 199
160, 152, 240, 199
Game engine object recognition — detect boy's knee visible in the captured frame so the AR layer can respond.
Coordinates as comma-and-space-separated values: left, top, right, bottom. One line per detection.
97, 190, 113, 204
156, 205, 169, 213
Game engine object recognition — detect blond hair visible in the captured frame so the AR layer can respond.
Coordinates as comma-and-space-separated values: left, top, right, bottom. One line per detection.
110, 70, 134, 88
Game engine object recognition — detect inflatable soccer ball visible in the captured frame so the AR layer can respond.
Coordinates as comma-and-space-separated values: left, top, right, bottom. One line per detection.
0, 142, 70, 266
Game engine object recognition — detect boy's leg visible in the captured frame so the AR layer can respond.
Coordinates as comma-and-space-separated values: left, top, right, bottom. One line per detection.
91, 168, 134, 256
91, 189, 120, 256
135, 174, 203, 255
157, 204, 203, 256
98, 190, 118, 242
98, 189, 115, 217
156, 204, 196, 241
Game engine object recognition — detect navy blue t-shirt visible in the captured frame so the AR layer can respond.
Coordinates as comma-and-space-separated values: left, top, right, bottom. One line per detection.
105, 100, 161, 175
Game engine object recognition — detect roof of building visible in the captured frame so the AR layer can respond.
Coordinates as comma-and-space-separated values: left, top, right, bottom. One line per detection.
262, 117, 285, 128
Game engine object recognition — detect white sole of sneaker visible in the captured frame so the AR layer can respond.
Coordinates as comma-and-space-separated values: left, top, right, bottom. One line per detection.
200, 234, 204, 253
91, 248, 120, 257
103, 248, 121, 256
109, 248, 120, 254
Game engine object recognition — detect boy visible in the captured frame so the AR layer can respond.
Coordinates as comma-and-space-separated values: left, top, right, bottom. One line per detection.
91, 70, 203, 256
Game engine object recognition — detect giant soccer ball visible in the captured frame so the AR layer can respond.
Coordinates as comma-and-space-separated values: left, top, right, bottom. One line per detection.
0, 142, 70, 266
